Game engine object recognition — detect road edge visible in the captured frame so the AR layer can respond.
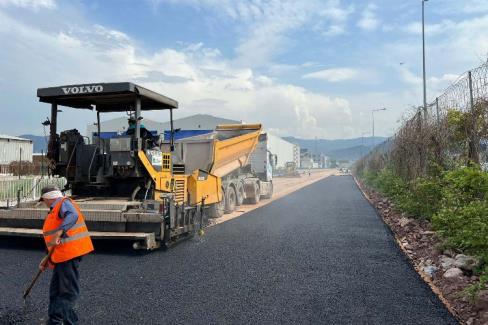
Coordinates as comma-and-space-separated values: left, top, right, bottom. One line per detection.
352, 175, 461, 323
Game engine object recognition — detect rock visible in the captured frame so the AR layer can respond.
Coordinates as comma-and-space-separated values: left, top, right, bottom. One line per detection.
443, 267, 464, 279
475, 290, 488, 311
403, 243, 413, 250
443, 249, 456, 257
480, 311, 488, 324
440, 256, 456, 270
454, 254, 479, 271
423, 265, 438, 278
466, 317, 474, 325
419, 236, 430, 242
420, 230, 435, 236
399, 217, 412, 227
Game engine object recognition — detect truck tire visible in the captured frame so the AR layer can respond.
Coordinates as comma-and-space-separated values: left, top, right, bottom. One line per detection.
236, 181, 244, 206
262, 182, 273, 199
224, 186, 237, 213
207, 200, 224, 218
248, 182, 260, 204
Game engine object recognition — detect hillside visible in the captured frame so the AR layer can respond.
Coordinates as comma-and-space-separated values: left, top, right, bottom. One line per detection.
18, 134, 48, 153
283, 136, 388, 161
20, 133, 389, 160
327, 145, 372, 161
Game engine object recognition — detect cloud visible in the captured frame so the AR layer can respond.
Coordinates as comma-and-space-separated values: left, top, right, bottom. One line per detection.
0, 0, 55, 9
321, 25, 346, 37
0, 4, 354, 139
317, 1, 355, 37
303, 68, 359, 82
152, 0, 355, 67
394, 14, 488, 71
402, 20, 455, 36
357, 3, 379, 31
432, 0, 488, 15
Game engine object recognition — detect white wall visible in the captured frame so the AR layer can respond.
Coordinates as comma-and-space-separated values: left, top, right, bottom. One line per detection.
267, 134, 296, 168
0, 138, 33, 164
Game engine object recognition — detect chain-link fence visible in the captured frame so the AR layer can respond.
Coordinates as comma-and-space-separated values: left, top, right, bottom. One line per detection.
357, 61, 488, 180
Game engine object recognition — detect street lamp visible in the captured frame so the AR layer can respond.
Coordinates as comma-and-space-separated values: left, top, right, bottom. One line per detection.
422, 0, 428, 120
372, 108, 386, 147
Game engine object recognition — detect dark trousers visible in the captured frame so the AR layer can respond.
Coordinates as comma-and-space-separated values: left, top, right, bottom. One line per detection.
48, 257, 81, 325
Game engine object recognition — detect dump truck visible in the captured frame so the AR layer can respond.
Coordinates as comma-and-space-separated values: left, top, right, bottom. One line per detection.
0, 82, 265, 249
169, 130, 275, 218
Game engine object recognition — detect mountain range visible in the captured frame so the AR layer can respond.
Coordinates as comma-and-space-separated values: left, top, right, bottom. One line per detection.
20, 133, 388, 162
283, 136, 388, 161
19, 134, 48, 153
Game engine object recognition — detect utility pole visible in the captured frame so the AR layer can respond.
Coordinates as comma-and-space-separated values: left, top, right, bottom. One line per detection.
422, 0, 428, 120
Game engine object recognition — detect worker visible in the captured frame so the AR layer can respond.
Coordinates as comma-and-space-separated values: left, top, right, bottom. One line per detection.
39, 185, 94, 325
126, 118, 157, 147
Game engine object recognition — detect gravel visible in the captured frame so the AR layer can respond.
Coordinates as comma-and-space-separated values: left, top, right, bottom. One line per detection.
0, 176, 457, 324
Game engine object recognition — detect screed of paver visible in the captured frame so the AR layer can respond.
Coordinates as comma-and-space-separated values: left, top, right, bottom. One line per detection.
209, 169, 338, 226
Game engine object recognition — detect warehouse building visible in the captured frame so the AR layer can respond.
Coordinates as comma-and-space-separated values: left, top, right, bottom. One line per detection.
86, 114, 299, 170
0, 135, 33, 174
0, 135, 33, 164
267, 134, 300, 169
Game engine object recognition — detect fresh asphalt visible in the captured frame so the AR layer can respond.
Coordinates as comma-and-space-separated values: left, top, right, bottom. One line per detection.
0, 176, 458, 324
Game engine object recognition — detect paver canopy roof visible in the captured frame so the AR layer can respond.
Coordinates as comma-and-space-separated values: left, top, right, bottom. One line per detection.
37, 82, 178, 112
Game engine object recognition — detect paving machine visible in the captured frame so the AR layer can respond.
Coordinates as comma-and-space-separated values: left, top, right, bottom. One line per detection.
0, 82, 262, 249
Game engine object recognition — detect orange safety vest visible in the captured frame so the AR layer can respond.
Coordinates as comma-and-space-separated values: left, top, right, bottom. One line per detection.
42, 197, 94, 264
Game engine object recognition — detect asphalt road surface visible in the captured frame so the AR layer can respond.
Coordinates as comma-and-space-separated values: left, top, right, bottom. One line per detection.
0, 176, 458, 324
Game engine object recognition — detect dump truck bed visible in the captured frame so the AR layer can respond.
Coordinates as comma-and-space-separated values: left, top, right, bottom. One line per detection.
166, 124, 261, 177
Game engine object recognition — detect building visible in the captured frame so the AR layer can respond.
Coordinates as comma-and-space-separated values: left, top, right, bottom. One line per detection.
293, 144, 301, 169
0, 135, 33, 165
300, 148, 313, 169
87, 114, 240, 140
86, 113, 300, 171
267, 134, 300, 169
312, 153, 329, 169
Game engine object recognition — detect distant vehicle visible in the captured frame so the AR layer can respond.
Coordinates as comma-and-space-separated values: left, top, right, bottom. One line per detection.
339, 167, 350, 175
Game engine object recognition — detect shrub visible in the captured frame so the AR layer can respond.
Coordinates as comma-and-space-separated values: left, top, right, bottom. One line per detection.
368, 169, 407, 199
400, 177, 443, 220
432, 200, 488, 262
442, 167, 488, 204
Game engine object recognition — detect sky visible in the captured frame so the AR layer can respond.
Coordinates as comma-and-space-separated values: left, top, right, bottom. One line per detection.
1, 0, 488, 139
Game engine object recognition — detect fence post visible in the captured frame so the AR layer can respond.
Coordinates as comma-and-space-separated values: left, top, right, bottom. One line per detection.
468, 70, 480, 165
41, 149, 44, 177
435, 97, 440, 126
417, 108, 425, 176
32, 177, 36, 201
19, 147, 22, 179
